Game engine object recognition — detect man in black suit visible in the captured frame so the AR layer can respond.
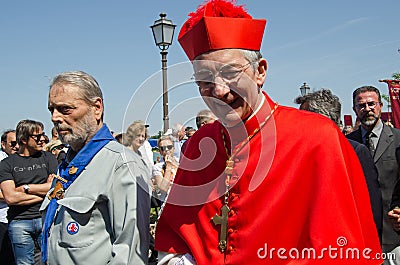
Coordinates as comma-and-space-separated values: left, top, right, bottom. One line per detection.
347, 85, 400, 263
295, 89, 382, 242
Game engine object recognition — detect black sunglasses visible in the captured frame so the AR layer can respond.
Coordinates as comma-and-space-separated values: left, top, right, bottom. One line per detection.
29, 133, 46, 143
159, 145, 173, 152
51, 145, 64, 152
9, 141, 17, 148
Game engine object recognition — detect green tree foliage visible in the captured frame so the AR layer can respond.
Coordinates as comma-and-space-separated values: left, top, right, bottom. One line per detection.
150, 131, 162, 139
382, 94, 390, 103
393, 72, 400, 80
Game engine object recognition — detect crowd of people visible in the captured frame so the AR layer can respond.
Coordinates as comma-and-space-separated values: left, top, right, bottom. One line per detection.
0, 0, 399, 265
0, 105, 214, 265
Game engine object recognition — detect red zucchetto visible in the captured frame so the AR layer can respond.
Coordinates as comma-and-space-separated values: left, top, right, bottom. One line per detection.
178, 0, 266, 60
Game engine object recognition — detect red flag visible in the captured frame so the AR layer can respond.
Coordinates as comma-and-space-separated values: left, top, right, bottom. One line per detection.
380, 79, 400, 128
343, 115, 353, 126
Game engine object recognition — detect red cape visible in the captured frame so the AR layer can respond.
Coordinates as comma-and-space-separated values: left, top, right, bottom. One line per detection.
155, 93, 382, 264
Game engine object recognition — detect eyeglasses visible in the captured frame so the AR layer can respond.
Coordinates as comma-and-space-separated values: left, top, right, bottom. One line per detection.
355, 101, 381, 110
51, 145, 64, 152
9, 141, 17, 148
159, 145, 173, 152
29, 133, 46, 143
193, 62, 254, 88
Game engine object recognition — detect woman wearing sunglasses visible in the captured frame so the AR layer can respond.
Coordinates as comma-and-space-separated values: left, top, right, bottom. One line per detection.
152, 135, 179, 202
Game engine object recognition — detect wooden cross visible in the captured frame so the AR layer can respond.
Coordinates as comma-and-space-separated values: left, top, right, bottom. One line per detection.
212, 204, 230, 252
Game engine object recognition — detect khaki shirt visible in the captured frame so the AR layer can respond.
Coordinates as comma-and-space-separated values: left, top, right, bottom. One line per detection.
41, 141, 151, 265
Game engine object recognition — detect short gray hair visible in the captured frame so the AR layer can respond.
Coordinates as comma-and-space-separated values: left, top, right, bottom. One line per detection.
50, 71, 104, 120
172, 123, 183, 136
196, 109, 216, 129
295, 89, 342, 127
241, 50, 262, 72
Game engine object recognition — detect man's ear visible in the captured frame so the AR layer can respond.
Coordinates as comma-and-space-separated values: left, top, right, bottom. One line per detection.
92, 97, 104, 121
256, 58, 267, 88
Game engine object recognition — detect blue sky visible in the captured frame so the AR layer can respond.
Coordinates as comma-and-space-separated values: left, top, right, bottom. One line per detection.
1, 0, 399, 135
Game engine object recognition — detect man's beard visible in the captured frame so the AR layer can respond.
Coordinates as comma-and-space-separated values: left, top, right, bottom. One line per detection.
57, 111, 98, 151
360, 111, 380, 127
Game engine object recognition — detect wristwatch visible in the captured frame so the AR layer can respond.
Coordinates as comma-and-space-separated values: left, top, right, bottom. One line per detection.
23, 184, 30, 193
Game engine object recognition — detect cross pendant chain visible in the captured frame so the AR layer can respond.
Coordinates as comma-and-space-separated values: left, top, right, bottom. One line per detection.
212, 204, 230, 252
225, 160, 234, 176
213, 102, 278, 252
212, 179, 230, 252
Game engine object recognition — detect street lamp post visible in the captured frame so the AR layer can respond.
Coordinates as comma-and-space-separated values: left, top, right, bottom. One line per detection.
151, 13, 176, 133
299, 82, 310, 96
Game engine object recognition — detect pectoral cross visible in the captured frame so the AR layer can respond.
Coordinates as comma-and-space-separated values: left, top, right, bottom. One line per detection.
212, 204, 230, 252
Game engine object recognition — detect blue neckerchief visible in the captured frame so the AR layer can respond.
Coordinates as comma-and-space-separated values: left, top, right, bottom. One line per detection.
42, 124, 115, 262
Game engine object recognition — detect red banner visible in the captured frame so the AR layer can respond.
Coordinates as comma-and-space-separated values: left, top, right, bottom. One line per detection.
343, 115, 353, 126
380, 79, 400, 129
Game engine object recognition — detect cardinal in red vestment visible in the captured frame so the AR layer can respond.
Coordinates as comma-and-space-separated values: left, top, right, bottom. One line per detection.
155, 1, 382, 264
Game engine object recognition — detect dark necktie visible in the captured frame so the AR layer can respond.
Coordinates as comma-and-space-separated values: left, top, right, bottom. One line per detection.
366, 132, 375, 157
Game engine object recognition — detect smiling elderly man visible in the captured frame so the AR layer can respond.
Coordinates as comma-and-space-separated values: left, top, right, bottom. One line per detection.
154, 1, 381, 264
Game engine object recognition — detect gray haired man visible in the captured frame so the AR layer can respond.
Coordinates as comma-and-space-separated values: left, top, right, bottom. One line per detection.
41, 71, 151, 265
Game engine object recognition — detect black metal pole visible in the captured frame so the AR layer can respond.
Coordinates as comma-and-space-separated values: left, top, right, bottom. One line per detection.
161, 50, 169, 133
